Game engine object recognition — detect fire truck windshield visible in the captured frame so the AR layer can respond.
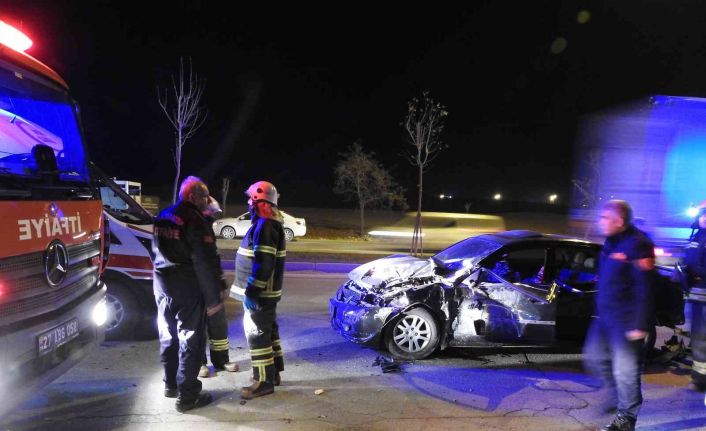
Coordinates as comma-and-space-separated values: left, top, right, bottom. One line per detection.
0, 60, 89, 183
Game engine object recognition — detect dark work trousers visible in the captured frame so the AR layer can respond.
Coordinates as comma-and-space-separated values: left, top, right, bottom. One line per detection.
202, 307, 230, 367
691, 300, 706, 385
583, 317, 645, 420
155, 292, 207, 401
243, 300, 284, 382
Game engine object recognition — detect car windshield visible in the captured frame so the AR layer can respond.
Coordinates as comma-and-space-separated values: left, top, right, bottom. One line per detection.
0, 59, 89, 183
432, 236, 502, 270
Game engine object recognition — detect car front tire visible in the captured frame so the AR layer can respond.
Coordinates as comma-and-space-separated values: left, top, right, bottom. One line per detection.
221, 226, 237, 240
105, 281, 139, 340
284, 228, 294, 242
385, 307, 439, 360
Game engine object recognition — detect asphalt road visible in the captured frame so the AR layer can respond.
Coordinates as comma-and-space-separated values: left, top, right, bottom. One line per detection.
2, 272, 704, 431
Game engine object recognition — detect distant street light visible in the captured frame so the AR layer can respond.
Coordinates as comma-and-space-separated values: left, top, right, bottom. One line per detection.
439, 194, 445, 199
549, 194, 558, 203
493, 193, 502, 201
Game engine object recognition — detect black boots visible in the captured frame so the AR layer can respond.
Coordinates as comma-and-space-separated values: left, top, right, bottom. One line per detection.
175, 391, 213, 413
601, 415, 636, 431
241, 381, 275, 399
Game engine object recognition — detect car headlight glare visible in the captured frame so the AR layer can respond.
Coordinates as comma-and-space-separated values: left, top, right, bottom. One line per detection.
92, 298, 108, 326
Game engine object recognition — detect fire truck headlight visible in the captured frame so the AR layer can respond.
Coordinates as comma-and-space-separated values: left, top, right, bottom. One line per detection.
92, 299, 108, 326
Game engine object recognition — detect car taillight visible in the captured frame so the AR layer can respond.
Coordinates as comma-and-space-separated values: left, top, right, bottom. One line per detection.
99, 214, 110, 275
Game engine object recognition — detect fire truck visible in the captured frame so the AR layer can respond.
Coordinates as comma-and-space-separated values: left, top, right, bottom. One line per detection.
0, 21, 109, 416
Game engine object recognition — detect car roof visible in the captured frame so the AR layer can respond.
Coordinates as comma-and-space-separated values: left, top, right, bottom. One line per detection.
476, 230, 598, 247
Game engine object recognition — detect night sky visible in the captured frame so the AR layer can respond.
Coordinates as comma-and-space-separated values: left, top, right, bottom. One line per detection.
3, 1, 706, 209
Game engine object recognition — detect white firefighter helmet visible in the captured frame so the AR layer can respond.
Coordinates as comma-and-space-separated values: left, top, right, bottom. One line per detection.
245, 181, 279, 206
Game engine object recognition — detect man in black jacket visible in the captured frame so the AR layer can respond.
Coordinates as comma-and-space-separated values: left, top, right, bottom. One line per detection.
153, 176, 224, 412
584, 200, 655, 431
232, 180, 286, 399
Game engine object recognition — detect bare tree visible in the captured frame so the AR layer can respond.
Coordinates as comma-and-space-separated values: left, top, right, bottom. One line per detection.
221, 177, 231, 216
403, 91, 448, 255
334, 142, 407, 236
158, 57, 207, 203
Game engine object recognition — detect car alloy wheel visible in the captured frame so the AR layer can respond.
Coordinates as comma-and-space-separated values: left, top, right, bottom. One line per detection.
284, 228, 294, 242
105, 292, 125, 332
392, 314, 432, 353
221, 226, 236, 240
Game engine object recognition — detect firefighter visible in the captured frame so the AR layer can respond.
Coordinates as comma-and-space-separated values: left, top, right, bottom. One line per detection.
686, 203, 706, 391
232, 181, 286, 399
153, 176, 224, 412
199, 196, 238, 377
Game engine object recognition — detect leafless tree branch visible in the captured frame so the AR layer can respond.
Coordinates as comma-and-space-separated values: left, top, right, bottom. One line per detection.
403, 91, 448, 255
157, 57, 208, 203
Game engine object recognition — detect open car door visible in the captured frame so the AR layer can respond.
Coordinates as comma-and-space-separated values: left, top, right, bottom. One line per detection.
467, 246, 558, 344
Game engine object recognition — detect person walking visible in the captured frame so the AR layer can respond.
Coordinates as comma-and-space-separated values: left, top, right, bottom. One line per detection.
584, 200, 656, 431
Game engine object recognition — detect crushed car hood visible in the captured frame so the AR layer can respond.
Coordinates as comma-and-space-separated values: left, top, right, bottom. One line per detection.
348, 255, 434, 289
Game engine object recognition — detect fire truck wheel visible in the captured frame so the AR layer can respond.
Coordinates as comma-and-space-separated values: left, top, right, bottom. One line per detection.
105, 282, 139, 340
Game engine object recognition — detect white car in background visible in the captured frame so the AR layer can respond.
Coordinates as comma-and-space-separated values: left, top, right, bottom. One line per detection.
214, 211, 306, 241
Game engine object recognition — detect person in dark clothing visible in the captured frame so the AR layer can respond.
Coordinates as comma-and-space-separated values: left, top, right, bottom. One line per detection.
199, 196, 238, 377
152, 176, 225, 412
583, 200, 656, 431
232, 180, 286, 399
686, 205, 706, 391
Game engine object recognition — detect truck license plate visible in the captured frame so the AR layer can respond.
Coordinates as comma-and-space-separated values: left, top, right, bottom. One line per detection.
38, 318, 79, 356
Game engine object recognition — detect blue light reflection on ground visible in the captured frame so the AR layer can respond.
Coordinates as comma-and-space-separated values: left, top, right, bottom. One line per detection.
401, 365, 598, 412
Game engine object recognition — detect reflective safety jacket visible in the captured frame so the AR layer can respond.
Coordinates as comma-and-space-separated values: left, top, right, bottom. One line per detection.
232, 215, 286, 301
686, 229, 706, 293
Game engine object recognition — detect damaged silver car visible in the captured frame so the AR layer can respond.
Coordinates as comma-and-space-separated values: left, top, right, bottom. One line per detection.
330, 230, 683, 359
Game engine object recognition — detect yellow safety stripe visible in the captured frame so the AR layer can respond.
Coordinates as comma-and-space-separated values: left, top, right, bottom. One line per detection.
276, 251, 287, 257
272, 339, 281, 347
258, 365, 266, 382
210, 339, 229, 346
260, 291, 283, 298
237, 247, 255, 257
274, 350, 284, 358
254, 245, 277, 255
250, 278, 267, 288
694, 360, 706, 374
249, 346, 273, 355
251, 358, 275, 367
210, 345, 229, 352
